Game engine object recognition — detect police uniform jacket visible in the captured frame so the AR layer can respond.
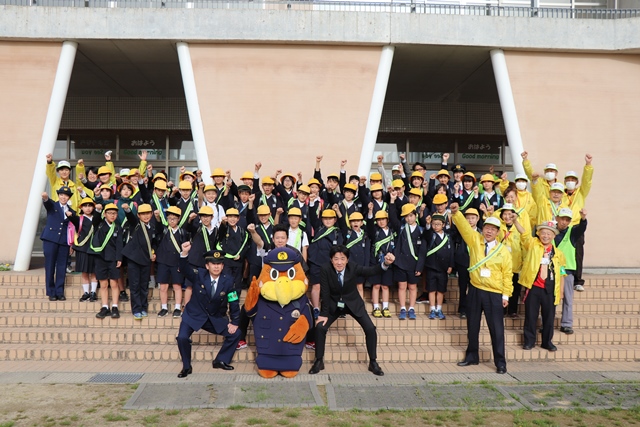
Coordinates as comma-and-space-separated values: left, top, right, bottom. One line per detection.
41, 199, 75, 245
319, 261, 384, 318
69, 211, 102, 253
179, 257, 240, 332
424, 228, 454, 272
122, 211, 158, 266
89, 220, 123, 262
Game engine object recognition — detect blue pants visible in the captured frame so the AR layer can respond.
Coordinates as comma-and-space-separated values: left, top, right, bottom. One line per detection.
176, 319, 240, 370
43, 240, 69, 297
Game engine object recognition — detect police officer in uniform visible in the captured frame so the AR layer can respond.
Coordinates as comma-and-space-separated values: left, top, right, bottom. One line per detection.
176, 243, 241, 378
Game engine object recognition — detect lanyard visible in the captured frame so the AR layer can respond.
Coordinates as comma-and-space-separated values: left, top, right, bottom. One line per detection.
346, 231, 364, 249
178, 200, 194, 228
405, 224, 418, 261
153, 193, 168, 226
74, 216, 93, 247
468, 242, 504, 273
374, 231, 394, 254
90, 222, 115, 253
312, 226, 337, 243
201, 226, 212, 252
260, 224, 272, 246
427, 234, 449, 257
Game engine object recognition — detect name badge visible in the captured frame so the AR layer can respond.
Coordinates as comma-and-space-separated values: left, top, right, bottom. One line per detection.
332, 240, 337, 245
337, 301, 345, 309
480, 268, 491, 278
507, 246, 512, 253
541, 258, 550, 265
417, 240, 421, 245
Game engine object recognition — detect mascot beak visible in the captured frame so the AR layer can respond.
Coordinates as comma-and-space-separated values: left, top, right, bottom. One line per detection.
274, 276, 294, 306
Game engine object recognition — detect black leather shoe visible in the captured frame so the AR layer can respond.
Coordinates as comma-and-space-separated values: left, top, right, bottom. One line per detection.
57, 296, 66, 301
523, 345, 533, 350
49, 296, 58, 301
309, 359, 324, 374
368, 361, 384, 376
543, 345, 558, 352
178, 367, 192, 378
560, 327, 574, 335
497, 366, 507, 374
212, 360, 234, 370
456, 360, 479, 367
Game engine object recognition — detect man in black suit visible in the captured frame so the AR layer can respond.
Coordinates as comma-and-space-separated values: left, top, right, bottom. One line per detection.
309, 245, 395, 376
176, 242, 241, 378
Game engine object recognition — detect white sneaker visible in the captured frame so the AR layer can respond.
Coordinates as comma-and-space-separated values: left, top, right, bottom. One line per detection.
574, 284, 585, 292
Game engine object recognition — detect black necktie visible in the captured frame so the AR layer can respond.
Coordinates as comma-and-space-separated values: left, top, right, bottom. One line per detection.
337, 272, 343, 286
485, 243, 489, 256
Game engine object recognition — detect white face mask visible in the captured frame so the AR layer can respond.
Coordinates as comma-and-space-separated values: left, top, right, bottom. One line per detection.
544, 171, 556, 181
515, 181, 527, 191
565, 181, 577, 190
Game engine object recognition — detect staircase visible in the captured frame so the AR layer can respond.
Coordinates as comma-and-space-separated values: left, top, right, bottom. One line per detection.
0, 272, 639, 367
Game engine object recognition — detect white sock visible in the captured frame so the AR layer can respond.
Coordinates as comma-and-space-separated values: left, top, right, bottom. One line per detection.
373, 304, 380, 309
175, 304, 181, 310
102, 305, 108, 309
436, 305, 442, 311
112, 304, 118, 308
382, 303, 389, 309
430, 306, 436, 311
409, 306, 415, 312
90, 282, 98, 292
162, 304, 168, 310
82, 284, 89, 293
401, 306, 406, 311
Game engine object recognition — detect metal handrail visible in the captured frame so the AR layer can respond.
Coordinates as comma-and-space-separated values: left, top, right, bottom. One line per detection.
1, 0, 639, 19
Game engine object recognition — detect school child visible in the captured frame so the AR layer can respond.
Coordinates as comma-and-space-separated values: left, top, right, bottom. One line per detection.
210, 168, 230, 205
122, 203, 157, 320
429, 193, 452, 230
154, 205, 187, 318
115, 181, 145, 302
287, 184, 311, 237
216, 208, 251, 292
179, 169, 198, 200
183, 205, 219, 306
455, 172, 480, 213
393, 203, 427, 320
497, 203, 526, 318
479, 174, 504, 213
69, 197, 101, 302
174, 180, 200, 231
307, 208, 343, 320
555, 208, 588, 335
200, 185, 227, 228
513, 217, 566, 352
369, 184, 389, 218
277, 172, 298, 205
246, 205, 275, 283
91, 203, 124, 319
448, 208, 481, 318
427, 169, 454, 199
233, 185, 253, 229
336, 183, 365, 225
366, 207, 398, 318
45, 154, 82, 211
41, 187, 75, 301
94, 184, 115, 209
424, 214, 454, 320
334, 209, 369, 300
149, 180, 170, 226
388, 179, 408, 212
255, 176, 282, 223
285, 207, 309, 262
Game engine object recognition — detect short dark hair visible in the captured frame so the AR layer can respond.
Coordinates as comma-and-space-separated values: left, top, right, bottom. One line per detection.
273, 224, 289, 237
329, 245, 350, 259
412, 162, 427, 171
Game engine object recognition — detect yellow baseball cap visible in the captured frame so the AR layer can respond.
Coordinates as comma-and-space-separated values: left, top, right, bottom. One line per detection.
178, 180, 192, 190
240, 171, 254, 180
257, 205, 271, 215
166, 206, 182, 217
154, 180, 167, 191
370, 172, 382, 181
374, 210, 389, 220
198, 206, 214, 216
349, 212, 364, 221
343, 183, 358, 193
226, 208, 240, 216
370, 184, 384, 192
288, 207, 302, 217
408, 188, 422, 197
392, 179, 405, 188
104, 203, 118, 212
210, 168, 225, 177
321, 209, 336, 218
400, 204, 416, 217
137, 204, 152, 214
433, 194, 448, 205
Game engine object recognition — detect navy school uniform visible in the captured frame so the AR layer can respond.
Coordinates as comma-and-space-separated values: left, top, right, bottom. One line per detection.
177, 256, 241, 370
365, 211, 398, 287
479, 191, 504, 214
424, 228, 455, 294
88, 219, 123, 281
288, 199, 311, 237
233, 200, 253, 230
392, 205, 427, 285
255, 191, 282, 225
456, 190, 480, 213
370, 199, 389, 218
69, 210, 102, 274
450, 223, 481, 315
337, 215, 370, 285
41, 199, 75, 297
307, 205, 343, 285
175, 197, 200, 231
150, 192, 171, 228
154, 221, 187, 285
216, 222, 250, 292
122, 210, 158, 314
248, 220, 274, 282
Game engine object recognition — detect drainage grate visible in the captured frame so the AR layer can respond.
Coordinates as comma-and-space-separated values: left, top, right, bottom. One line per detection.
88, 373, 143, 383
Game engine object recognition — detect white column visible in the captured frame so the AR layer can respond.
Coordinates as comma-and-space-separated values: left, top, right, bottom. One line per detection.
14, 41, 78, 272
490, 49, 525, 176
357, 46, 395, 178
176, 42, 212, 184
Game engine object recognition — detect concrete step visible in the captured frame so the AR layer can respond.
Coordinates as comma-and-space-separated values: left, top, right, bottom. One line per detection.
1, 342, 638, 364
1, 312, 637, 331
1, 298, 638, 316
1, 326, 637, 347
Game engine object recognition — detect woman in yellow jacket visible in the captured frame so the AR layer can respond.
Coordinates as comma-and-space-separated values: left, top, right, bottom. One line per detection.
513, 218, 566, 352
497, 201, 526, 319
451, 203, 513, 375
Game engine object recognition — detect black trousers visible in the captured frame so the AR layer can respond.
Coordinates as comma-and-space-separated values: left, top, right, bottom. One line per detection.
507, 273, 521, 315
128, 260, 150, 314
238, 306, 252, 342
574, 234, 585, 286
523, 285, 556, 349
226, 265, 244, 293
463, 284, 506, 369
456, 263, 470, 314
315, 307, 377, 361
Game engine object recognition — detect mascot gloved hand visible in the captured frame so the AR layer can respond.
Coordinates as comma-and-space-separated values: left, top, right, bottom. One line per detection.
244, 247, 311, 378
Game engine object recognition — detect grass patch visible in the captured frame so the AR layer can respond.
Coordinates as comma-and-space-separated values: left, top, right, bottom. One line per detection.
246, 418, 268, 425
103, 413, 129, 422
228, 405, 247, 411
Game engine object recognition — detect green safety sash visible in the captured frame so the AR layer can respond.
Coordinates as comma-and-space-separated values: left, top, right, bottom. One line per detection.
74, 216, 93, 247
427, 235, 449, 257
216, 186, 226, 203
287, 198, 294, 208
346, 231, 365, 249
468, 242, 504, 273
374, 232, 394, 254
201, 226, 212, 252
217, 229, 249, 259
260, 224, 272, 246
342, 200, 351, 227
405, 224, 418, 261
291, 228, 303, 250
311, 226, 337, 243
460, 192, 475, 210
153, 193, 168, 226
168, 228, 181, 253
178, 201, 194, 228
90, 222, 115, 253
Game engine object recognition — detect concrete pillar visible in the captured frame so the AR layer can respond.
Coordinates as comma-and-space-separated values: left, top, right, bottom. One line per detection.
176, 42, 212, 184
357, 45, 395, 178
490, 49, 525, 176
14, 41, 78, 271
